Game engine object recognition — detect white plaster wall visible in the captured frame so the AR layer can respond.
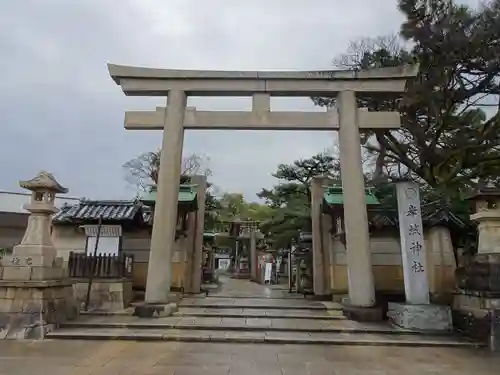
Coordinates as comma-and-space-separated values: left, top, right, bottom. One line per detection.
330, 230, 455, 267
331, 236, 402, 266
121, 230, 151, 263
0, 227, 25, 249
51, 225, 86, 261
121, 230, 186, 264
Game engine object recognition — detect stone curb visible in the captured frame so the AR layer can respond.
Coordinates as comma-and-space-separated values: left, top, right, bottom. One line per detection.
46, 331, 484, 347
58, 321, 451, 335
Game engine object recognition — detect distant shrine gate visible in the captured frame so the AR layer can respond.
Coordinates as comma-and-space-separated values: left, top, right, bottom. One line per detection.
108, 64, 418, 313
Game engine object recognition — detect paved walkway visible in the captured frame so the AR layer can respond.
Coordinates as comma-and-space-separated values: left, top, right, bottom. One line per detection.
206, 276, 297, 299
3, 277, 498, 374
1, 339, 500, 375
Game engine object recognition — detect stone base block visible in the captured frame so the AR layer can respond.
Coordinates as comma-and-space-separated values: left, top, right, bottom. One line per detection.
12, 244, 57, 260
387, 302, 452, 332
342, 303, 383, 322
452, 289, 500, 351
0, 264, 64, 281
1, 254, 63, 268
0, 280, 79, 340
73, 279, 133, 312
453, 289, 500, 310
133, 303, 177, 318
456, 253, 500, 292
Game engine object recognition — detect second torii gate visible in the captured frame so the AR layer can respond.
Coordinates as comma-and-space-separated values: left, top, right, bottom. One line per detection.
108, 64, 417, 320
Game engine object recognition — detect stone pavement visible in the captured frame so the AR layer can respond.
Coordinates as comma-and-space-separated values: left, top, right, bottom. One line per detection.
2, 278, 498, 374
48, 277, 478, 347
1, 339, 500, 375
205, 276, 300, 299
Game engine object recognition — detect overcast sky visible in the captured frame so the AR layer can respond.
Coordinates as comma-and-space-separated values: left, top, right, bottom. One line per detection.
0, 0, 479, 202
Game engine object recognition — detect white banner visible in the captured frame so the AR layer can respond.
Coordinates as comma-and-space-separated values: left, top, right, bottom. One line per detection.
264, 263, 272, 282
87, 236, 120, 256
83, 225, 122, 237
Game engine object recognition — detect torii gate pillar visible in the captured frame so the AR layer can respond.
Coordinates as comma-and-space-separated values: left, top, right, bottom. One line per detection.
146, 91, 186, 303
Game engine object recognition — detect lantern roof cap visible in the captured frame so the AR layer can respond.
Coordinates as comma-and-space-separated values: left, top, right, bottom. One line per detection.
19, 171, 68, 194
466, 181, 500, 201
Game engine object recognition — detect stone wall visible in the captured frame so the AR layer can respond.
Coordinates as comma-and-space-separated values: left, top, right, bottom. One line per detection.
452, 290, 500, 348
0, 281, 78, 338
72, 279, 133, 311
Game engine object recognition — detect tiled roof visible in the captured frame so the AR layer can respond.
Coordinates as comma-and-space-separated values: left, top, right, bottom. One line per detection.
321, 185, 467, 230
139, 184, 198, 204
53, 200, 144, 224
366, 207, 466, 230
52, 195, 197, 225
368, 212, 398, 229
323, 186, 380, 206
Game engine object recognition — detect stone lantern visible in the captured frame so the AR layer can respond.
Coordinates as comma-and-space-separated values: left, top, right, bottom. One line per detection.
451, 183, 500, 348
456, 183, 500, 292
468, 184, 500, 255
0, 172, 78, 339
13, 171, 68, 268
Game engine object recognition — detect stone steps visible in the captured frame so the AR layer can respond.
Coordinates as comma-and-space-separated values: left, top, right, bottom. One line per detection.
178, 297, 331, 311
179, 303, 327, 310
193, 294, 306, 300
49, 313, 478, 347
175, 306, 343, 319
174, 310, 346, 320
46, 327, 481, 347
47, 291, 477, 347
58, 318, 397, 334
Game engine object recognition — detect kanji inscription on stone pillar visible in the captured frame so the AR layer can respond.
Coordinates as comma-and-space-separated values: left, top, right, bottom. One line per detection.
396, 181, 430, 305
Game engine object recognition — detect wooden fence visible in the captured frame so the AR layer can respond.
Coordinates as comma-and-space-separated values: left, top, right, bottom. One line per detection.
68, 252, 134, 279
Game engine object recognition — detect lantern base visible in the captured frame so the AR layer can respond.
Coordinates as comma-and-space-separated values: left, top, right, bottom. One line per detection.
0, 279, 78, 340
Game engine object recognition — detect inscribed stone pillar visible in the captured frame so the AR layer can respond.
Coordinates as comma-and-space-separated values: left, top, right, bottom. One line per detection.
396, 181, 430, 304
146, 90, 187, 303
337, 91, 375, 307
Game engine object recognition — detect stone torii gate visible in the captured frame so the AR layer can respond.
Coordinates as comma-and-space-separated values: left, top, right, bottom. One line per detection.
108, 64, 417, 317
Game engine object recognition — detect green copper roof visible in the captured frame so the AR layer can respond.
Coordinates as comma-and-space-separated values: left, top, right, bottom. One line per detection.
323, 185, 380, 206
139, 184, 198, 204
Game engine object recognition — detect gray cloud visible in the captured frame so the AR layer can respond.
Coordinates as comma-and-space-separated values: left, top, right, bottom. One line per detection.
0, 0, 481, 201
